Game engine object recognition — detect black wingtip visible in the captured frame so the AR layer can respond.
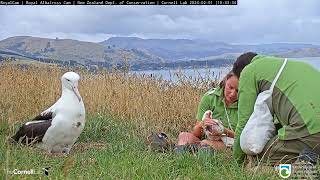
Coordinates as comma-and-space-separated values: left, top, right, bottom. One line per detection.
11, 120, 52, 145
11, 124, 28, 143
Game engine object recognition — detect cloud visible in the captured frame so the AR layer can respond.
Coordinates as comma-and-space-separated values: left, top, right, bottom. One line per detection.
0, 1, 319, 44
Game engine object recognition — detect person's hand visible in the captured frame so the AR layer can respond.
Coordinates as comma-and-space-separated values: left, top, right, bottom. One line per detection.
223, 128, 235, 138
202, 118, 225, 137
201, 118, 218, 128
210, 130, 224, 136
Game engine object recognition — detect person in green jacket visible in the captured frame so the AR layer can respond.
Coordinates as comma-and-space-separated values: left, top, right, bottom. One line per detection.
177, 71, 239, 151
232, 52, 320, 165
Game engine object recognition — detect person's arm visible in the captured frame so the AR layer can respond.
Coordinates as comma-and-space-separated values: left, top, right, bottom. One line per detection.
192, 117, 219, 138
196, 92, 214, 121
191, 121, 204, 138
232, 67, 258, 164
224, 128, 235, 138
194, 91, 215, 136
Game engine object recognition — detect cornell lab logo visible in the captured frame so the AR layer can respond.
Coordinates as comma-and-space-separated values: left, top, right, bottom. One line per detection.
42, 167, 51, 176
279, 164, 292, 178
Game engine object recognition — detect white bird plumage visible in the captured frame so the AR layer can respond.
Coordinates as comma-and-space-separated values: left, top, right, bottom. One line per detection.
202, 110, 224, 141
39, 72, 86, 154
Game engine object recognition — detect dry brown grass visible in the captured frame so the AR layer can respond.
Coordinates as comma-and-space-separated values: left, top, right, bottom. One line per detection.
0, 63, 216, 136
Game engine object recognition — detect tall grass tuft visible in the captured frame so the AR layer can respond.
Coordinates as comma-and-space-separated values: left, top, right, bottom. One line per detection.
0, 63, 219, 137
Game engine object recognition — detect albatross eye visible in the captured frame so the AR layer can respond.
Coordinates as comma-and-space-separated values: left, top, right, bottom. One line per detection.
66, 79, 70, 82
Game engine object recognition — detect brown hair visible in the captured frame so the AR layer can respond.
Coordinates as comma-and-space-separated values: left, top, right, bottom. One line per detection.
219, 71, 237, 89
232, 52, 257, 78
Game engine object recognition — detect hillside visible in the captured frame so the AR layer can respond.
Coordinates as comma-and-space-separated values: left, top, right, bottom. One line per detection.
275, 47, 320, 58
0, 36, 165, 68
101, 37, 233, 61
100, 37, 320, 61
1, 36, 320, 70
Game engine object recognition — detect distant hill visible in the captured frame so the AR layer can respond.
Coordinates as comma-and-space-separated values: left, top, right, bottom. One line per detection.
275, 47, 320, 58
101, 37, 233, 61
1, 36, 320, 70
0, 36, 165, 68
100, 37, 320, 61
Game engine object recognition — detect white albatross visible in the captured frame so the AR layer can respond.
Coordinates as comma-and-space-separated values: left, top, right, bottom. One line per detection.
12, 72, 86, 154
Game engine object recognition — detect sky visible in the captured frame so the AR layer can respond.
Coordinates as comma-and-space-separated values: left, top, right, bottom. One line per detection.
1, 0, 320, 44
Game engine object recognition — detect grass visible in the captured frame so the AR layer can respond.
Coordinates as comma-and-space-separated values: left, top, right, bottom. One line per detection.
0, 63, 207, 134
1, 115, 278, 179
0, 63, 282, 179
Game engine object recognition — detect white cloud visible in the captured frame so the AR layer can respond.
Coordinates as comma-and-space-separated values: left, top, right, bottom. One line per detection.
0, 1, 319, 44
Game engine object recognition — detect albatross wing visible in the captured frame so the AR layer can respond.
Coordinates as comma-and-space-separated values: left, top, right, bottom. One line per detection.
11, 120, 52, 144
11, 104, 57, 144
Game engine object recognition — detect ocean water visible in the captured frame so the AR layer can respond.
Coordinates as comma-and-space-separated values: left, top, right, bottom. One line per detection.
130, 66, 232, 82
130, 57, 320, 82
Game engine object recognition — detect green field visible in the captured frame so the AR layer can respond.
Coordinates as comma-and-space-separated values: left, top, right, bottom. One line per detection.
0, 64, 301, 179
1, 115, 280, 179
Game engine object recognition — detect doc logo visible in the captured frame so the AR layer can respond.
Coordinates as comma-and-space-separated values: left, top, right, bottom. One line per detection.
279, 164, 291, 178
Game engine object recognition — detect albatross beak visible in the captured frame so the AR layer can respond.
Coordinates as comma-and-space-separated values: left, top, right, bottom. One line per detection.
72, 86, 82, 102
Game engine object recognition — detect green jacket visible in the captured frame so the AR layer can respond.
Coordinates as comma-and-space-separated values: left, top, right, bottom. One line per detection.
233, 55, 320, 164
196, 86, 238, 131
